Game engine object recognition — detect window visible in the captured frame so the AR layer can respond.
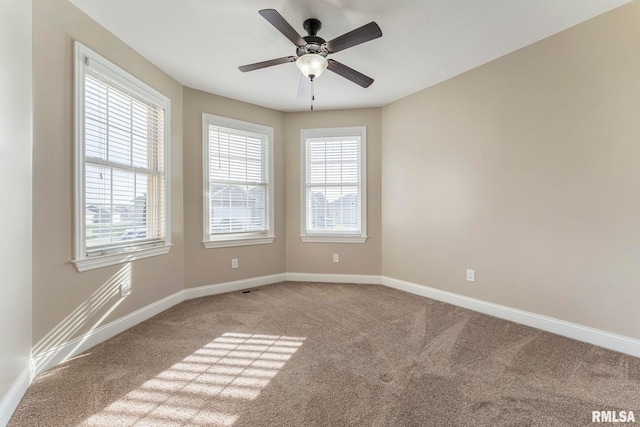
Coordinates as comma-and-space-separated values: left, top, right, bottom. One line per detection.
202, 114, 274, 248
301, 127, 367, 243
73, 42, 171, 272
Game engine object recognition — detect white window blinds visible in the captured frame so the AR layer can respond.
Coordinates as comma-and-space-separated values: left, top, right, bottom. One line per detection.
81, 60, 167, 257
305, 134, 362, 235
206, 124, 269, 236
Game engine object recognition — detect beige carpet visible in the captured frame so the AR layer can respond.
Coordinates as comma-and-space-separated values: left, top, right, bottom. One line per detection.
9, 282, 640, 426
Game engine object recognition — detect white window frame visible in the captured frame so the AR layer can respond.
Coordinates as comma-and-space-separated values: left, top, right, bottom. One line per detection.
300, 126, 367, 243
202, 113, 275, 249
72, 42, 172, 272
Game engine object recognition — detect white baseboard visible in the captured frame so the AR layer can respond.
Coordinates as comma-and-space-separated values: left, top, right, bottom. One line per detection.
381, 276, 640, 358
285, 272, 382, 285
0, 364, 31, 427
31, 273, 287, 379
6, 272, 640, 425
32, 290, 184, 377
25, 271, 640, 396
183, 273, 287, 300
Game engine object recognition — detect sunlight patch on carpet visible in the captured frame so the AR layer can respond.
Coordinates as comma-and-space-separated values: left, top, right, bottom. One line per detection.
80, 332, 306, 426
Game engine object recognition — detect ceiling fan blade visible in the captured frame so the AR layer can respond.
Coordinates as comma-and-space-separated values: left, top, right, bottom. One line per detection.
238, 56, 296, 72
326, 22, 382, 53
259, 9, 306, 47
327, 59, 374, 88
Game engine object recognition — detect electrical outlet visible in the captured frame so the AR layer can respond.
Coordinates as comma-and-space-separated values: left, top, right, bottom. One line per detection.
333, 253, 339, 263
120, 281, 131, 298
466, 269, 475, 282
232, 258, 238, 269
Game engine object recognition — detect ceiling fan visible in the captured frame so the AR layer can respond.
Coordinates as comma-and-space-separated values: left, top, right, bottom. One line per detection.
239, 9, 382, 107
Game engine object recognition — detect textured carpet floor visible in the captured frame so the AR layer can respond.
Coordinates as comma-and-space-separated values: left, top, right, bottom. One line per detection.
9, 282, 640, 426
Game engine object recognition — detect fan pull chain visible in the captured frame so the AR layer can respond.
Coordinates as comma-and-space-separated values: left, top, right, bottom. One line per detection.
310, 77, 315, 111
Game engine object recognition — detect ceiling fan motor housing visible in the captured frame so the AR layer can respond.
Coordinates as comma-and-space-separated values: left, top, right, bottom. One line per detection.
298, 18, 327, 56
297, 40, 327, 56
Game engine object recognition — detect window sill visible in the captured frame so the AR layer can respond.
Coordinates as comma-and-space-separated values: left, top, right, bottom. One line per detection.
300, 235, 368, 244
72, 244, 172, 272
203, 236, 275, 249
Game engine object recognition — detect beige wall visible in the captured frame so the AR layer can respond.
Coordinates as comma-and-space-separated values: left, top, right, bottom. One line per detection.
32, 0, 184, 352
25, 0, 639, 381
381, 1, 640, 339
183, 88, 286, 287
285, 109, 382, 275
0, 0, 32, 415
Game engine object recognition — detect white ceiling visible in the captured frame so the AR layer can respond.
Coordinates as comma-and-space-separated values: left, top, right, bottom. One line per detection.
70, 0, 630, 112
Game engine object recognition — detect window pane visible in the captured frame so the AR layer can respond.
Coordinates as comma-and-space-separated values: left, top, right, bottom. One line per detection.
209, 184, 267, 234
82, 68, 166, 255
207, 123, 269, 236
306, 185, 360, 232
305, 134, 362, 234
307, 188, 330, 231
85, 165, 153, 248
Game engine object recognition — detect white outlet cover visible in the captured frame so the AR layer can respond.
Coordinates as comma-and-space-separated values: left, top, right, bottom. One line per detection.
120, 281, 131, 297
466, 269, 475, 282
232, 258, 238, 269
333, 254, 339, 263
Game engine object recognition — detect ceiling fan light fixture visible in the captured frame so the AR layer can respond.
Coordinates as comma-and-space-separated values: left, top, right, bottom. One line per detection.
296, 53, 328, 80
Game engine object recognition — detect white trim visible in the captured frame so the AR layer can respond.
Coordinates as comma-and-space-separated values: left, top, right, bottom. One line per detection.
300, 235, 367, 244
73, 41, 172, 270
285, 272, 381, 285
24, 272, 640, 396
202, 113, 275, 248
0, 364, 31, 427
202, 236, 274, 249
72, 244, 172, 272
300, 126, 367, 242
381, 276, 640, 358
74, 41, 86, 263
32, 290, 184, 377
183, 273, 287, 300
30, 274, 287, 378
82, 56, 169, 108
